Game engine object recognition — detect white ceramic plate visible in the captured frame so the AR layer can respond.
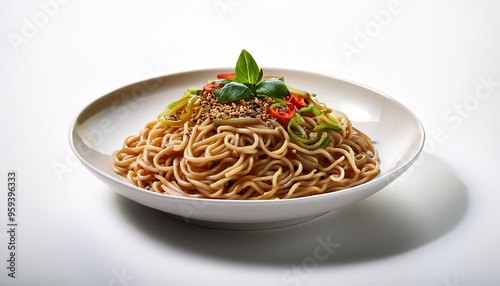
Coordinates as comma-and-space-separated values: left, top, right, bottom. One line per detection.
69, 68, 424, 230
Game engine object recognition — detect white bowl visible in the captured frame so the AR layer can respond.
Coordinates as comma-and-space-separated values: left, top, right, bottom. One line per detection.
69, 68, 425, 230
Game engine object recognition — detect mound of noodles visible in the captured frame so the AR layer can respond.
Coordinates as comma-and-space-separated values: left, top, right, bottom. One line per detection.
112, 111, 379, 200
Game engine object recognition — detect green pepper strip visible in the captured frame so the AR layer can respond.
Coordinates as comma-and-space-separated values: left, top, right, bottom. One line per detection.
287, 114, 323, 145
307, 93, 328, 112
313, 123, 341, 132
158, 93, 201, 127
299, 106, 341, 133
288, 106, 340, 149
318, 135, 330, 149
299, 105, 322, 116
319, 113, 342, 132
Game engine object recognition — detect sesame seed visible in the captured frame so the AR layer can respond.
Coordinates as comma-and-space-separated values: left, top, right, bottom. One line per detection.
195, 93, 272, 123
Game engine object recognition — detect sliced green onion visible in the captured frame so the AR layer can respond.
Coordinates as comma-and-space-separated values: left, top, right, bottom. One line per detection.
319, 113, 342, 132
158, 93, 201, 127
306, 93, 328, 112
159, 94, 190, 117
270, 97, 288, 107
287, 114, 323, 145
262, 75, 285, 82
286, 85, 310, 97
299, 106, 323, 116
313, 123, 341, 132
318, 135, 330, 149
298, 132, 330, 150
187, 87, 203, 95
212, 118, 263, 126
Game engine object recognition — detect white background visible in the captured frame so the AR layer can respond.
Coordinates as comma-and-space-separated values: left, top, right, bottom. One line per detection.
1, 0, 500, 285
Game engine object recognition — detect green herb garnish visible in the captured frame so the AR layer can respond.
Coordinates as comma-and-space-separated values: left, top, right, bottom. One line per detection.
213, 50, 290, 103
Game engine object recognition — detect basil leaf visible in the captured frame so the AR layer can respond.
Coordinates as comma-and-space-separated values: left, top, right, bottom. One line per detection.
234, 50, 261, 84
213, 82, 253, 104
257, 68, 263, 83
213, 79, 232, 86
255, 78, 290, 99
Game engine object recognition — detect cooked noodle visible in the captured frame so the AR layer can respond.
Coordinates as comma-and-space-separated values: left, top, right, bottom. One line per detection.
112, 111, 379, 200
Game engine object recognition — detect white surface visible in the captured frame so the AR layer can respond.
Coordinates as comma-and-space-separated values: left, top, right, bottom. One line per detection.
1, 0, 499, 285
70, 67, 424, 229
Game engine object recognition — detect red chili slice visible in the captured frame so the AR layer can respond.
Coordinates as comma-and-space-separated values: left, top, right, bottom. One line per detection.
216, 72, 236, 80
269, 103, 296, 123
285, 93, 308, 109
203, 82, 222, 94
